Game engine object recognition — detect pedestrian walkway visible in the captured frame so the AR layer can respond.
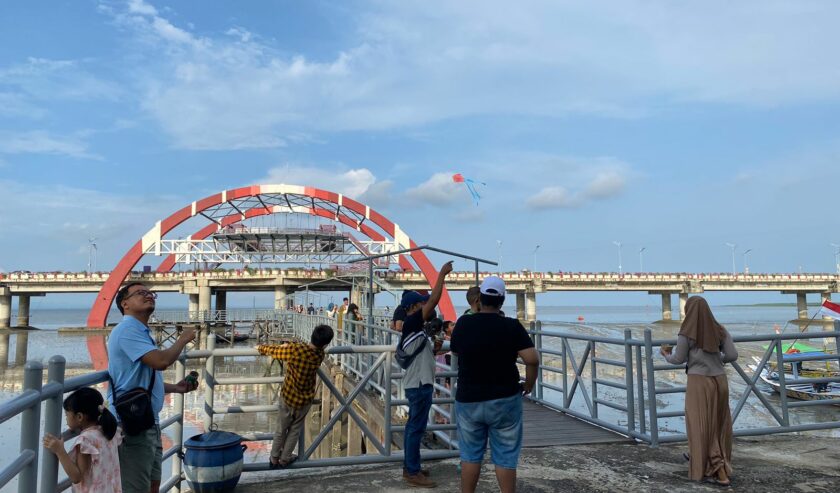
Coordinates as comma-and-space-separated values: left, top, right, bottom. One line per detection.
522, 400, 630, 447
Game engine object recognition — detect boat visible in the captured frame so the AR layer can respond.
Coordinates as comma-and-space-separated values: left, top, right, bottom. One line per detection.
750, 351, 840, 404
215, 331, 251, 343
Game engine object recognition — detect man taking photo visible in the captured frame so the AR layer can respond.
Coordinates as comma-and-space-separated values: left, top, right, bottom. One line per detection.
399, 260, 453, 488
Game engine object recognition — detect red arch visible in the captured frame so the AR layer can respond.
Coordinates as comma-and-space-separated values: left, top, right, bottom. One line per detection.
88, 185, 453, 327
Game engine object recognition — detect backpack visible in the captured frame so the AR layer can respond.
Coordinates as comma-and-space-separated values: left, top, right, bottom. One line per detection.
395, 331, 428, 370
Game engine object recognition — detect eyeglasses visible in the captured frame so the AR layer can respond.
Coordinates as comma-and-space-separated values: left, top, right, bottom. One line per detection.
123, 289, 157, 301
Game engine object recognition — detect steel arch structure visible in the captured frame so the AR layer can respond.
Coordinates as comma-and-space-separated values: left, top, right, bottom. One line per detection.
87, 184, 454, 327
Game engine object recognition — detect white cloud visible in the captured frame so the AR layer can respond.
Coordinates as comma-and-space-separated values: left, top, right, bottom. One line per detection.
259, 165, 378, 199
358, 180, 394, 207
0, 57, 122, 102
404, 172, 462, 206
98, 1, 840, 150
0, 131, 99, 159
527, 186, 578, 210
584, 170, 626, 199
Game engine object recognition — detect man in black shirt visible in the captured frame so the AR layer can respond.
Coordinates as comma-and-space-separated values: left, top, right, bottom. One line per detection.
450, 276, 538, 493
391, 290, 412, 332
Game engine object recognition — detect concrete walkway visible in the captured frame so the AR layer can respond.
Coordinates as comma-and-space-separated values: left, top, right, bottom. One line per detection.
233, 435, 839, 492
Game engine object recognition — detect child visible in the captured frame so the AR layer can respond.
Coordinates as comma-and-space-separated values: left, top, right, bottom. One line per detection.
257, 324, 334, 468
42, 387, 122, 493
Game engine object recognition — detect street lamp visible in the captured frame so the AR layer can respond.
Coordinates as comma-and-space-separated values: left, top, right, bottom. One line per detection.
533, 245, 540, 273
742, 249, 752, 274
496, 240, 503, 273
831, 243, 840, 274
87, 237, 98, 272
613, 241, 623, 275
639, 247, 646, 272
725, 243, 737, 275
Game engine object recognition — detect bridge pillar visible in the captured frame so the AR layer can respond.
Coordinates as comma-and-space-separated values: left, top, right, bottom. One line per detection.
215, 290, 227, 312
525, 291, 537, 321
796, 292, 808, 319
821, 292, 832, 321
0, 291, 10, 329
198, 285, 211, 318
661, 294, 672, 321
16, 295, 30, 327
516, 292, 526, 320
188, 294, 199, 320
679, 293, 688, 320
274, 286, 288, 310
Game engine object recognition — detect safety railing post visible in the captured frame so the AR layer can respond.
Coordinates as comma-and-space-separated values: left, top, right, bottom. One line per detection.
384, 351, 393, 455
561, 336, 568, 409
534, 321, 543, 401
39, 355, 65, 493
623, 330, 635, 434
590, 342, 598, 419
172, 357, 186, 492
203, 333, 216, 432
643, 329, 659, 447
19, 361, 43, 493
774, 338, 790, 427
635, 343, 646, 436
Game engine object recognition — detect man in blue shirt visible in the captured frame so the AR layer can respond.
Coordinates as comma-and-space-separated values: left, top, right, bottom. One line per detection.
108, 282, 198, 493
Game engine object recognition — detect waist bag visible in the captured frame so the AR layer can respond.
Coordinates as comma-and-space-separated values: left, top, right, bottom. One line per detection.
109, 370, 156, 436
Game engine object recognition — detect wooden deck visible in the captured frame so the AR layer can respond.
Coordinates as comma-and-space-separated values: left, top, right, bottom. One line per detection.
522, 400, 631, 447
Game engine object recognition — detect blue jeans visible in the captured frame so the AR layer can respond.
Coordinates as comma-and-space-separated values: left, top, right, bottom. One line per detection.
404, 384, 433, 474
456, 394, 523, 469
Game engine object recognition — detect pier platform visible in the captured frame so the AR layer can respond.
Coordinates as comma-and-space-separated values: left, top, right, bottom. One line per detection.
235, 435, 840, 492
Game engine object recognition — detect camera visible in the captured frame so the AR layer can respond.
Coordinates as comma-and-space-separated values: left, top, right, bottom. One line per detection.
423, 317, 446, 343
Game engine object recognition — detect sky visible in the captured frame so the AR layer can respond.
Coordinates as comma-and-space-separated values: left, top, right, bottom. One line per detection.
2, 0, 840, 308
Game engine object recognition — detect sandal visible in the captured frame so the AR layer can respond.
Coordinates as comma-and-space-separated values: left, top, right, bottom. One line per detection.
703, 477, 731, 487
269, 458, 281, 470
682, 452, 690, 462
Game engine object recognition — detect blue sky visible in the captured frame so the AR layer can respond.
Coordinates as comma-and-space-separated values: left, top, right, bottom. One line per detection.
2, 1, 840, 309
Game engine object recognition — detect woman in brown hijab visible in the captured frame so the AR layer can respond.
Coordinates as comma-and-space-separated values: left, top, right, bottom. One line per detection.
661, 296, 738, 486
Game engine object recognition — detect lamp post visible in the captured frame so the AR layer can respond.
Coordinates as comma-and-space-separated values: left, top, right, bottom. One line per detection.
87, 237, 98, 272
743, 248, 752, 274
613, 241, 623, 275
725, 243, 737, 275
496, 240, 503, 273
533, 245, 540, 273
639, 247, 646, 272
831, 243, 840, 275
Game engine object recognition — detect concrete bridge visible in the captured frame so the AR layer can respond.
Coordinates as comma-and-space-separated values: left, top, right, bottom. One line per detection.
1, 269, 838, 328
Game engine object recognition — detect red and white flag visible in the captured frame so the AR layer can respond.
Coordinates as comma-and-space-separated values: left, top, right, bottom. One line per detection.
818, 299, 840, 319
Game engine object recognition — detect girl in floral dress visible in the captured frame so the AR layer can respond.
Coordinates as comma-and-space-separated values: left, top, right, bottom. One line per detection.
43, 387, 122, 492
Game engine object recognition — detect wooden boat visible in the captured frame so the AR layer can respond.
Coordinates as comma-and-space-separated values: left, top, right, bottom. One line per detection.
750, 352, 840, 404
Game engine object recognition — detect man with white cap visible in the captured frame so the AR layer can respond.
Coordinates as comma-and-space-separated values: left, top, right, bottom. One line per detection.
450, 276, 539, 493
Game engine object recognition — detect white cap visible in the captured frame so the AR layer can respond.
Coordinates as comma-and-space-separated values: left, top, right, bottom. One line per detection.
479, 276, 506, 297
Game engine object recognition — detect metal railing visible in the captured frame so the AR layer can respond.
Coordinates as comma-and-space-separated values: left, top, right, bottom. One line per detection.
4, 314, 839, 491
0, 357, 187, 492
528, 320, 840, 446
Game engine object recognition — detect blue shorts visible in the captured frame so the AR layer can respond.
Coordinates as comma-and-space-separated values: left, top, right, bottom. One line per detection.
455, 393, 523, 469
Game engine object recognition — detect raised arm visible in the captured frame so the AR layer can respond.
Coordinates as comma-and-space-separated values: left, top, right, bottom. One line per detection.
140, 327, 196, 371
422, 261, 453, 321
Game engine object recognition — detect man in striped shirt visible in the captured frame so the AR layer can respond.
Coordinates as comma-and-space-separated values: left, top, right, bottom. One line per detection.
257, 324, 334, 468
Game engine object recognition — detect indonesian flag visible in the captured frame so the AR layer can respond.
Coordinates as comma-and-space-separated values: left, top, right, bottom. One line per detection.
818, 299, 840, 319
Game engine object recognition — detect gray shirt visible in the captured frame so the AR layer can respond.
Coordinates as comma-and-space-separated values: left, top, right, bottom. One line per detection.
664, 332, 738, 376
401, 330, 436, 388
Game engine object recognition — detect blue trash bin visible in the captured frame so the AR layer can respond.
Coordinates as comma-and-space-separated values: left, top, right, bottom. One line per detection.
183, 430, 247, 492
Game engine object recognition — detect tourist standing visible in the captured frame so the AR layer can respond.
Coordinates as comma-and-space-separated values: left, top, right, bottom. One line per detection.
257, 324, 334, 468
450, 276, 539, 493
661, 296, 738, 486
400, 260, 453, 488
108, 282, 199, 493
42, 387, 122, 492
463, 286, 480, 315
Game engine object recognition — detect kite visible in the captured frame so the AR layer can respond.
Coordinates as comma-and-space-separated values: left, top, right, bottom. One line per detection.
452, 173, 486, 205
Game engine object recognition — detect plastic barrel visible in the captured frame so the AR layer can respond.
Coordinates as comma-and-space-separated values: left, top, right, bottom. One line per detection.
183, 431, 247, 492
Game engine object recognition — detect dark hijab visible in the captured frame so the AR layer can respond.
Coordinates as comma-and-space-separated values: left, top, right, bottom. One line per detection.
678, 296, 726, 353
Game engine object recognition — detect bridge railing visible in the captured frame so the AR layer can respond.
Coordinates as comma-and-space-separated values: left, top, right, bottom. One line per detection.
528, 321, 840, 446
